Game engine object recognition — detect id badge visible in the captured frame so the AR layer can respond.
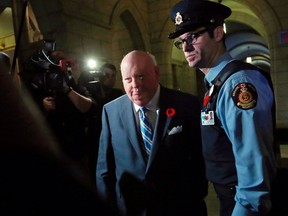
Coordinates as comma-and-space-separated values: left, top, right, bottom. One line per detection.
201, 111, 215, 125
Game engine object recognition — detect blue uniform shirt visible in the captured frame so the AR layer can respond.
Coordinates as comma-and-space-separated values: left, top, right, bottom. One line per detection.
205, 52, 277, 215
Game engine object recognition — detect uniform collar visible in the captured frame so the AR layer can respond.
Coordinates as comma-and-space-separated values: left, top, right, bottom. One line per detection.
205, 52, 233, 86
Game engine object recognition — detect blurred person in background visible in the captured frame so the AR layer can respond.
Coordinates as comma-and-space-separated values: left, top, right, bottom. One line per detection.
79, 63, 124, 184
20, 41, 99, 179
0, 55, 118, 215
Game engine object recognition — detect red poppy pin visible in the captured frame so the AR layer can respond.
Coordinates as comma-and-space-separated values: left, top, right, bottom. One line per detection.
203, 95, 210, 106
166, 108, 176, 117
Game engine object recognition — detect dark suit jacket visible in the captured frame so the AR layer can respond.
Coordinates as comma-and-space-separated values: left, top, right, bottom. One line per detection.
96, 86, 208, 216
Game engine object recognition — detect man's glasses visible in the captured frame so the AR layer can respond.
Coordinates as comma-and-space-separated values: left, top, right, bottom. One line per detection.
174, 29, 207, 49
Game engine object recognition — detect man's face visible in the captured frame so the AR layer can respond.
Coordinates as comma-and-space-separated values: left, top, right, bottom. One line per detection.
178, 28, 209, 68
178, 26, 225, 71
121, 52, 159, 107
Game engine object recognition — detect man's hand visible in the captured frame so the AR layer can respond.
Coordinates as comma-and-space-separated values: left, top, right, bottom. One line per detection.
43, 97, 56, 111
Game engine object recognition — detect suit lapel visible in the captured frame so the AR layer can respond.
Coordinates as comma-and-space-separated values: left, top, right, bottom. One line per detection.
146, 88, 172, 171
120, 99, 146, 165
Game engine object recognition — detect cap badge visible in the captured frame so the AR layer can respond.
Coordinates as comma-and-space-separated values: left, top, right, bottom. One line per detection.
175, 12, 183, 25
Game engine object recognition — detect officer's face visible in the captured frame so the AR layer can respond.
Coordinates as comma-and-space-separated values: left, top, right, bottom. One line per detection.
180, 26, 226, 73
179, 27, 209, 69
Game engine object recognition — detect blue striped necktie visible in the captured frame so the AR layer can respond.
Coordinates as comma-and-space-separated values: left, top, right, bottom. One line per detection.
139, 107, 153, 156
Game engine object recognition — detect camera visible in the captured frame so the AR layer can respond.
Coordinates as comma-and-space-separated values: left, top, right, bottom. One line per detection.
21, 40, 77, 95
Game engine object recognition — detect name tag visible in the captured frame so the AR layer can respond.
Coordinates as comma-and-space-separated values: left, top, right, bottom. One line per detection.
201, 111, 215, 125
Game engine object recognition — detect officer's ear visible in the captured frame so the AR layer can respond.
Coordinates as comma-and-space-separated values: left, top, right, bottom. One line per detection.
213, 26, 225, 42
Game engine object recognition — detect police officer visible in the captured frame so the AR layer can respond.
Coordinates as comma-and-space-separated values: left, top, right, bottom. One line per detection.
169, 1, 279, 215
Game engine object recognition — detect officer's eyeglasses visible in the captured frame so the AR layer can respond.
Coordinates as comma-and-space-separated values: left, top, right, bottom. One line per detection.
174, 29, 207, 49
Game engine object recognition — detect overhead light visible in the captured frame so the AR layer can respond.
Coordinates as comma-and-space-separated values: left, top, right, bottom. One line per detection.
223, 23, 227, 33
87, 59, 97, 73
246, 56, 252, 63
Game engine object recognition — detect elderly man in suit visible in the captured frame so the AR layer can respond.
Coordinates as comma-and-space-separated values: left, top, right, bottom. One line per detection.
96, 50, 208, 216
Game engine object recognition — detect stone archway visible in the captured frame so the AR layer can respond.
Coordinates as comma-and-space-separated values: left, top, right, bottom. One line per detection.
108, 0, 151, 88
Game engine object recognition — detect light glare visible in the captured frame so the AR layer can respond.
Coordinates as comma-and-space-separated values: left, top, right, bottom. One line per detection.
87, 59, 97, 70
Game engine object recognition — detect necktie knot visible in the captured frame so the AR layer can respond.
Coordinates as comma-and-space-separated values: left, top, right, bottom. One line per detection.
139, 107, 147, 117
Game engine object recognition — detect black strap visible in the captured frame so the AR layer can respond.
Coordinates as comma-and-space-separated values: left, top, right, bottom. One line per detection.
212, 60, 272, 89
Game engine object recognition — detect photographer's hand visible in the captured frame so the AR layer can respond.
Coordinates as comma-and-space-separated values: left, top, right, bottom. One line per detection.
62, 85, 72, 95
43, 97, 56, 111
61, 71, 78, 94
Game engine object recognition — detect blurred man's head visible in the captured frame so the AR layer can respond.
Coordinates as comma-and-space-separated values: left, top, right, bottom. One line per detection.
99, 63, 117, 89
120, 50, 159, 107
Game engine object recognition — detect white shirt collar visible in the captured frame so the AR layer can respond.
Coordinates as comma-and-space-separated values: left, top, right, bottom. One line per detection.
134, 84, 160, 112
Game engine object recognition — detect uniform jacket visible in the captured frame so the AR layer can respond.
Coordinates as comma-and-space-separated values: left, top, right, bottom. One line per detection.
96, 86, 208, 216
202, 54, 277, 215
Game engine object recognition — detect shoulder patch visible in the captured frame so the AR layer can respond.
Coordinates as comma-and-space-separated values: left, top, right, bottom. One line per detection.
231, 82, 257, 110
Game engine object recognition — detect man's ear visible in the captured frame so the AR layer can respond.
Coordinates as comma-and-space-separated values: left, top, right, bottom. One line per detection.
214, 26, 225, 42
